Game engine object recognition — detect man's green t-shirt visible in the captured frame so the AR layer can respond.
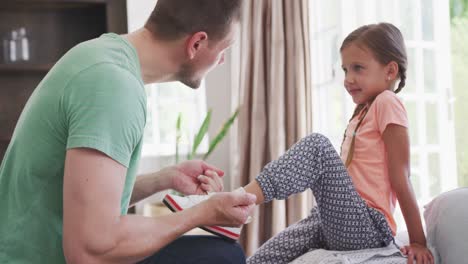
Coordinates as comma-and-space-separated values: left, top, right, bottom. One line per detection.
0, 33, 146, 263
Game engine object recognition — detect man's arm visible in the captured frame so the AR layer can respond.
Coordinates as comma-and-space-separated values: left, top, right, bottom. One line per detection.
63, 148, 255, 264
130, 168, 173, 206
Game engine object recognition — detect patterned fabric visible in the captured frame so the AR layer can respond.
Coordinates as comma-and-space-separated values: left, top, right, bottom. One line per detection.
247, 133, 394, 264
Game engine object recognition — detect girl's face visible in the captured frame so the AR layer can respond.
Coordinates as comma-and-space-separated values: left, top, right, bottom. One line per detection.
341, 43, 395, 105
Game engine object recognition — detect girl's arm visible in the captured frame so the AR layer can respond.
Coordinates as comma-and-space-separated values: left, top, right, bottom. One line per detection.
382, 124, 426, 246
383, 124, 435, 263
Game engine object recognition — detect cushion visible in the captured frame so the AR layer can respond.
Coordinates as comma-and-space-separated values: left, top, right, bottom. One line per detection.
424, 188, 468, 263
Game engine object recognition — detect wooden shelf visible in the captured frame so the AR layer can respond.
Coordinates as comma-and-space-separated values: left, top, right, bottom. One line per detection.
0, 63, 54, 73
1, 1, 106, 10
0, 0, 127, 162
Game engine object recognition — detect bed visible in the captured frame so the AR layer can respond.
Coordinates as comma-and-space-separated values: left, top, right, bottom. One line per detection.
288, 188, 468, 264
289, 240, 407, 264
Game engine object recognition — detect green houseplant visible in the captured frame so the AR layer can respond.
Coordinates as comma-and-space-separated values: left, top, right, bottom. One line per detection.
176, 107, 240, 163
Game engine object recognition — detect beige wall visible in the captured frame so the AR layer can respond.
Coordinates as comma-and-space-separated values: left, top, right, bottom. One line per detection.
203, 51, 234, 191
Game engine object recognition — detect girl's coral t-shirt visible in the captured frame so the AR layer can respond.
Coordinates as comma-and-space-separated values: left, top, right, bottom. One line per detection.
341, 90, 409, 235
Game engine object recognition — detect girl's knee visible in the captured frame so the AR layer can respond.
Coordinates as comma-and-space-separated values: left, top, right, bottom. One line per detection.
307, 133, 332, 146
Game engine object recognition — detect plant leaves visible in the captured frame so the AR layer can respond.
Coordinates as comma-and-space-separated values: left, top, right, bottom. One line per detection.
203, 107, 239, 160
190, 109, 212, 159
175, 112, 182, 163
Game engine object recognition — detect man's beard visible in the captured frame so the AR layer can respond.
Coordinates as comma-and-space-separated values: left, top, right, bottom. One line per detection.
176, 62, 202, 89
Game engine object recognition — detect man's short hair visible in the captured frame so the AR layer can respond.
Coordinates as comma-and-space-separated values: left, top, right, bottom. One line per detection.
145, 0, 243, 41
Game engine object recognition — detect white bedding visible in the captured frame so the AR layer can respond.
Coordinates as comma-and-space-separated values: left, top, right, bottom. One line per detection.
289, 243, 407, 264
285, 188, 468, 264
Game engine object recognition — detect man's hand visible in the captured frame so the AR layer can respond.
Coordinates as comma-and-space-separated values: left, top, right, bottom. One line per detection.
171, 160, 225, 195
130, 160, 224, 206
194, 192, 257, 227
401, 243, 434, 264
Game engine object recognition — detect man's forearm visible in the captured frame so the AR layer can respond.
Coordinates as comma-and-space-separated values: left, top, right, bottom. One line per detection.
65, 206, 204, 264
130, 166, 174, 206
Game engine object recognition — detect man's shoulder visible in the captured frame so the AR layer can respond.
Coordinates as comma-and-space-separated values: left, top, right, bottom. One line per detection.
58, 33, 141, 82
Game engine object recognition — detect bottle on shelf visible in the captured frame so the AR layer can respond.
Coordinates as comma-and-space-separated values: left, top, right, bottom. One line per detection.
18, 27, 30, 61
2, 34, 9, 63
9, 30, 17, 63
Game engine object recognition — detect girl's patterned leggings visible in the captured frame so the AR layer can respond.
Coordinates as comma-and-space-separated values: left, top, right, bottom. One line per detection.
247, 133, 394, 264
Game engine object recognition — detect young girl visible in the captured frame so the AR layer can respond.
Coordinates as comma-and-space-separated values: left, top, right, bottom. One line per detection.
242, 23, 434, 264
165, 22, 433, 263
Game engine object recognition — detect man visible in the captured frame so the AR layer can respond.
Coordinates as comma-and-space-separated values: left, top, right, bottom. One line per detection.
0, 0, 255, 263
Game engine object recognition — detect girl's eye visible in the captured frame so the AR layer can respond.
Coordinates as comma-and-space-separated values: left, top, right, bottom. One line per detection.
353, 65, 363, 71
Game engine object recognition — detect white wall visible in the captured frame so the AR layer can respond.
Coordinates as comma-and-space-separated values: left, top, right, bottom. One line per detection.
126, 0, 157, 32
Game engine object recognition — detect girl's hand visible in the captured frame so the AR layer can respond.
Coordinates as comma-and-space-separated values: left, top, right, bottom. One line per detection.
401, 243, 434, 264
171, 160, 224, 195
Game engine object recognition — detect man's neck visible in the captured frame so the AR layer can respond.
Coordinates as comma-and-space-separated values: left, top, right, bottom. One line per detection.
124, 28, 185, 84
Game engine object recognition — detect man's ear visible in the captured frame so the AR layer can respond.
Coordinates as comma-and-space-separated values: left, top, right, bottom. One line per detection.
186, 32, 208, 60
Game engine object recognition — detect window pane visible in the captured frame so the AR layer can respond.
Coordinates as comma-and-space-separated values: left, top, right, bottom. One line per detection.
144, 102, 155, 140
423, 49, 436, 93
331, 87, 348, 132
405, 48, 417, 93
157, 82, 197, 99
425, 102, 439, 145
144, 86, 156, 142
322, 0, 339, 28
144, 82, 208, 156
428, 152, 441, 196
157, 101, 201, 143
399, 0, 416, 40
406, 101, 418, 144
410, 153, 421, 197
375, 0, 395, 22
156, 104, 180, 145
410, 175, 422, 198
452, 17, 468, 187
421, 0, 434, 41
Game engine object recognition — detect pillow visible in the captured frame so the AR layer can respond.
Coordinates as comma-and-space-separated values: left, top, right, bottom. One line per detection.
424, 188, 468, 264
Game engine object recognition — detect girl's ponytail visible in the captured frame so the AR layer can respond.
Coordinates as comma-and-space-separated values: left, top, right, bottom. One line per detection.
395, 66, 406, 94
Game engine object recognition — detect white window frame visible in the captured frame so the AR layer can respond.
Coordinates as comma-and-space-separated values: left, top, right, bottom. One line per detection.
141, 82, 209, 158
